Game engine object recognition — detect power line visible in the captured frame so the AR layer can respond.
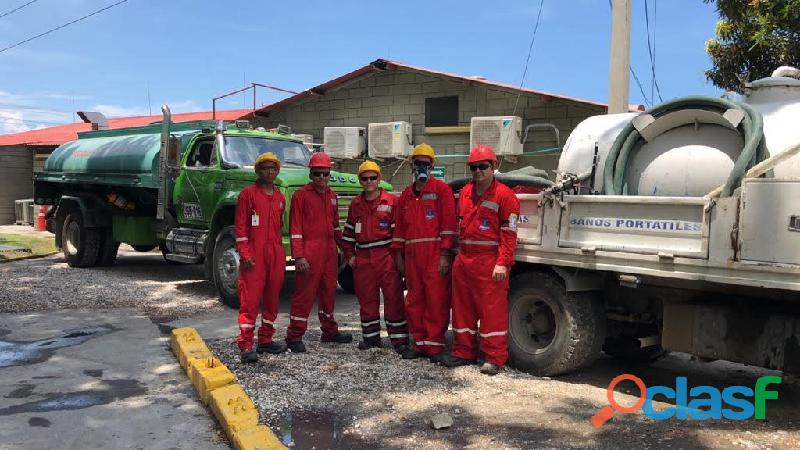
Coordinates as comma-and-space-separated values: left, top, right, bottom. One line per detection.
0, 0, 129, 55
0, 0, 39, 20
630, 67, 650, 107
510, 0, 546, 116
644, 0, 664, 103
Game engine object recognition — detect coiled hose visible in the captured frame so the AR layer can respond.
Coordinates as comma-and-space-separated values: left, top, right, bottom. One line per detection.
602, 96, 768, 197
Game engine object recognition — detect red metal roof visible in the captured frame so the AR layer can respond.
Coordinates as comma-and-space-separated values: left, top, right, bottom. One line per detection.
0, 109, 251, 146
259, 58, 644, 114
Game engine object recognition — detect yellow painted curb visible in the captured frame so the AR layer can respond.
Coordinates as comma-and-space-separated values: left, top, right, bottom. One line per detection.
170, 327, 286, 450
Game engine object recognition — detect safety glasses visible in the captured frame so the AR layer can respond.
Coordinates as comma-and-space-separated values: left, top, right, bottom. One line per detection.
360, 175, 379, 182
469, 163, 492, 172
311, 171, 330, 178
257, 165, 279, 172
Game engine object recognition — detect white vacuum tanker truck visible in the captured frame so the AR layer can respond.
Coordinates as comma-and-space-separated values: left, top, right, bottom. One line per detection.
502, 67, 800, 376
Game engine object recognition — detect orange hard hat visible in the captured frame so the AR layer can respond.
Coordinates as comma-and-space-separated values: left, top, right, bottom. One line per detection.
468, 145, 497, 164
308, 152, 333, 169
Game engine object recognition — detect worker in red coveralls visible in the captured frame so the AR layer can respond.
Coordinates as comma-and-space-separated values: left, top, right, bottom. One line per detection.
440, 145, 520, 375
341, 160, 409, 352
234, 152, 288, 364
284, 152, 352, 353
392, 144, 457, 361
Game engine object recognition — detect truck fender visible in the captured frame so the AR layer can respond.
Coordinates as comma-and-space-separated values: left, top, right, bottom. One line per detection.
551, 266, 605, 292
57, 195, 112, 229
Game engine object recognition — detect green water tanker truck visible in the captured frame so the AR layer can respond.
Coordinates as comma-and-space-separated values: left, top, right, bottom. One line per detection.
33, 105, 382, 307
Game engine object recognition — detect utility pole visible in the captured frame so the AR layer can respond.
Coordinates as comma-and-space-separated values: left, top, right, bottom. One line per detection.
608, 0, 631, 114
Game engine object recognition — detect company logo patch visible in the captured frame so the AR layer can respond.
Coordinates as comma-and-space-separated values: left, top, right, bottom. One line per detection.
479, 218, 491, 231
379, 219, 390, 229
425, 208, 435, 220
508, 213, 518, 231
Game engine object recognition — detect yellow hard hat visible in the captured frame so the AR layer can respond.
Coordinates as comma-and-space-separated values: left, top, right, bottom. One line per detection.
411, 143, 435, 163
358, 160, 381, 177
254, 152, 281, 171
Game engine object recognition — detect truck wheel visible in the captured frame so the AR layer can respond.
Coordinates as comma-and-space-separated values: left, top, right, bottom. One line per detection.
603, 336, 667, 362
338, 265, 355, 294
61, 211, 101, 268
132, 245, 156, 252
212, 226, 241, 309
96, 228, 120, 266
508, 271, 605, 376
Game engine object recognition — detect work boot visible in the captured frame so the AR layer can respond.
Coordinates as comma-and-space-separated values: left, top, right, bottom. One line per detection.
240, 349, 258, 364
429, 353, 447, 365
257, 341, 287, 354
394, 344, 410, 355
321, 332, 353, 344
480, 362, 502, 376
437, 354, 477, 368
358, 339, 382, 350
400, 346, 423, 360
286, 340, 306, 353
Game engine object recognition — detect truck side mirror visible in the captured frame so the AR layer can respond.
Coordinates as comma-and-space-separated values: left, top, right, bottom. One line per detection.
167, 135, 181, 170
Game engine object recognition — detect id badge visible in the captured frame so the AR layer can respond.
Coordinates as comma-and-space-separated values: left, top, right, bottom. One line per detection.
251, 213, 260, 226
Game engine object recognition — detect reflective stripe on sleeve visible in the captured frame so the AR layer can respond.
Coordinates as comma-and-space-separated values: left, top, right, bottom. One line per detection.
406, 237, 442, 245
356, 238, 393, 249
291, 234, 303, 239
460, 240, 499, 246
239, 323, 255, 329
481, 200, 499, 211
344, 223, 355, 230
341, 236, 356, 243
236, 237, 248, 242
453, 327, 478, 335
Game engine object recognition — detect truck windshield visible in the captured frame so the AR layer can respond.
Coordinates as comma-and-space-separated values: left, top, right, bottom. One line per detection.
222, 136, 311, 167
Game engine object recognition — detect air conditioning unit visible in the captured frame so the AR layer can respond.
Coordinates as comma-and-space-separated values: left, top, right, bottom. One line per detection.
368, 121, 412, 159
14, 199, 34, 225
293, 133, 315, 151
470, 116, 523, 156
323, 127, 365, 159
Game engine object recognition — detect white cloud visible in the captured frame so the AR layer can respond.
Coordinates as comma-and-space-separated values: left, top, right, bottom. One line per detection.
89, 104, 150, 118
166, 100, 204, 113
0, 110, 31, 134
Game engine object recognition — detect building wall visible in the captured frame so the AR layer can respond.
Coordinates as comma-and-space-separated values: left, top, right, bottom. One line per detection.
252, 68, 605, 188
0, 145, 34, 224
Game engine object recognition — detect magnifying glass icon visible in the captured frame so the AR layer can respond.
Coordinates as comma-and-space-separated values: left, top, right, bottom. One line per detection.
591, 374, 647, 428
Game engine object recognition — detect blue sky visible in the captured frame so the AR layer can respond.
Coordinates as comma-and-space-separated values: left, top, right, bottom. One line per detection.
0, 0, 721, 134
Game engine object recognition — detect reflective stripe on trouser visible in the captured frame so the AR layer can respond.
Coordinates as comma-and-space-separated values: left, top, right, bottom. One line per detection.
451, 252, 509, 366
404, 241, 450, 356
237, 243, 286, 351
354, 248, 408, 346
286, 246, 339, 341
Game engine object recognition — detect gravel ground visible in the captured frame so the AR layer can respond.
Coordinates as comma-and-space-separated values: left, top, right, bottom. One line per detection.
3, 226, 799, 449
0, 229, 223, 322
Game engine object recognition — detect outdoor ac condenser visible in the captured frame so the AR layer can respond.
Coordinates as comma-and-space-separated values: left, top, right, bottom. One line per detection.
323, 127, 365, 159
368, 121, 412, 159
470, 116, 523, 156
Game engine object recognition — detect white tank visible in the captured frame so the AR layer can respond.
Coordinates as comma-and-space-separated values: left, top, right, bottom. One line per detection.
559, 67, 800, 195
743, 68, 800, 178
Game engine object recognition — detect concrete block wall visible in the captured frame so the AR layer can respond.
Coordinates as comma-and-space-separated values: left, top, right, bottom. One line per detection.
253, 68, 605, 189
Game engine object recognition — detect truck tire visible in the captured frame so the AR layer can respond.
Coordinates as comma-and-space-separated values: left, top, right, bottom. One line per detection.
96, 228, 120, 266
132, 245, 156, 252
212, 226, 241, 309
338, 265, 355, 294
61, 211, 101, 268
603, 336, 667, 362
508, 271, 605, 376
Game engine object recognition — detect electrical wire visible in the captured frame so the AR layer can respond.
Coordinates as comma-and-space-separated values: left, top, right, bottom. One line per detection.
629, 67, 651, 107
510, 0, 546, 116
644, 0, 664, 103
0, 0, 39, 20
0, 0, 129, 54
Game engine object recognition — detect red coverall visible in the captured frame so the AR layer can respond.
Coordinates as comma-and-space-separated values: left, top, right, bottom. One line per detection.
392, 177, 457, 356
341, 189, 408, 347
234, 182, 286, 351
452, 178, 520, 366
286, 183, 343, 342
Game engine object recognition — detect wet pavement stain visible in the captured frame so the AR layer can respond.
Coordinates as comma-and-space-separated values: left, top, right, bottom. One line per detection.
0, 379, 146, 416
0, 325, 116, 369
83, 369, 103, 378
28, 417, 50, 427
277, 410, 372, 449
5, 383, 36, 399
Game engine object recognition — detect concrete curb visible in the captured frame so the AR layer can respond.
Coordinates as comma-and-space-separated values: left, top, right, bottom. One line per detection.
171, 327, 285, 450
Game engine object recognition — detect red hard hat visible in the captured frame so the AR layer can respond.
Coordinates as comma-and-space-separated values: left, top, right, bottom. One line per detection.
468, 145, 497, 164
308, 152, 333, 169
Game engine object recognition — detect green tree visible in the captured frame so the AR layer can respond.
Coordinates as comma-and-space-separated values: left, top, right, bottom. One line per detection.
704, 0, 800, 93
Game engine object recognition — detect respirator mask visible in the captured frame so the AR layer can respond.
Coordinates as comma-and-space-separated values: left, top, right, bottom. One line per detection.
413, 161, 430, 182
